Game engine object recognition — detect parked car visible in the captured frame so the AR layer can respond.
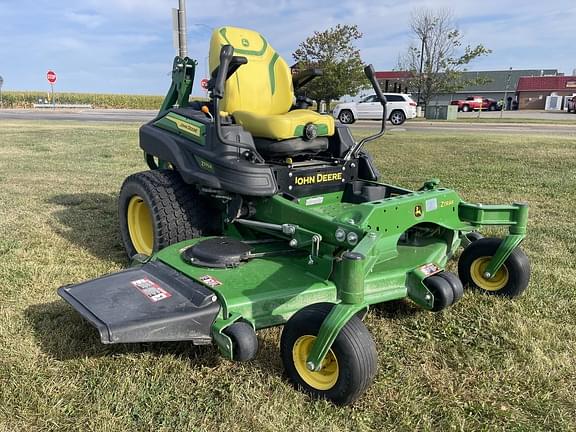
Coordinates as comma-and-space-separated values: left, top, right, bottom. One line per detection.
333, 93, 417, 125
450, 96, 499, 112
567, 96, 576, 113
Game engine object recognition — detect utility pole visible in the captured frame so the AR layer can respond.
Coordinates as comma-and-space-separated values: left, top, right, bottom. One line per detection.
500, 67, 512, 119
416, 35, 426, 108
172, 0, 188, 58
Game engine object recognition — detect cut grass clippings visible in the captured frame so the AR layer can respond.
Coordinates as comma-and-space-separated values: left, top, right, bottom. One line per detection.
0, 121, 575, 431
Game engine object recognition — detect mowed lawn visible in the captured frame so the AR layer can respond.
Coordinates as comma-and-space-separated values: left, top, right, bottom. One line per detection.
0, 120, 575, 431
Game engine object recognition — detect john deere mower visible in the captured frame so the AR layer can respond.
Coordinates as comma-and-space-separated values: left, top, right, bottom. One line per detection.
58, 26, 530, 405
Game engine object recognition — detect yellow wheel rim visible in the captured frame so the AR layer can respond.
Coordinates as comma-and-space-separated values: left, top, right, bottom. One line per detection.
470, 257, 509, 291
292, 335, 339, 391
127, 195, 154, 255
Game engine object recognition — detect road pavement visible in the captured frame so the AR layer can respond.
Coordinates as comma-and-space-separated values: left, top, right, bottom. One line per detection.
0, 109, 156, 122
353, 120, 576, 135
1, 109, 575, 135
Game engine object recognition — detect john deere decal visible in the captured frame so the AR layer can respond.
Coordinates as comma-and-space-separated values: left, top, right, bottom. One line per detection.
294, 172, 342, 186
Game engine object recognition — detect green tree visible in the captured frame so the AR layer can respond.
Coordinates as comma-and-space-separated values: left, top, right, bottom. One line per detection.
398, 8, 491, 107
292, 24, 365, 110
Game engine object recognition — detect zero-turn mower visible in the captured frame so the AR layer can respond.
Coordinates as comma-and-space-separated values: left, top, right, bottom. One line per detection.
58, 26, 531, 405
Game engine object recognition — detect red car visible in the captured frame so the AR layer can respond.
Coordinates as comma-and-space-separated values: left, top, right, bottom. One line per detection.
451, 96, 499, 112
567, 96, 576, 113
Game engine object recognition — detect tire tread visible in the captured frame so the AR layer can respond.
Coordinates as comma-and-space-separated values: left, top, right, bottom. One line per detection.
119, 169, 219, 257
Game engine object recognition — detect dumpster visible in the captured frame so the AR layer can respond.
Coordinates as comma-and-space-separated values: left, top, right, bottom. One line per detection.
425, 104, 458, 120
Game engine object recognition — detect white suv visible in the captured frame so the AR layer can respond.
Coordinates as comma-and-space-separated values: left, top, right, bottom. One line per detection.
333, 93, 417, 125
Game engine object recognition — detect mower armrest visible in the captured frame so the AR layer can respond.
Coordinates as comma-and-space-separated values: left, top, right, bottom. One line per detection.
292, 68, 323, 90
210, 56, 248, 81
209, 54, 248, 96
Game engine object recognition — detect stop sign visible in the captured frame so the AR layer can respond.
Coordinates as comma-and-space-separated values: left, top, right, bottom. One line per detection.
200, 78, 209, 89
47, 70, 57, 84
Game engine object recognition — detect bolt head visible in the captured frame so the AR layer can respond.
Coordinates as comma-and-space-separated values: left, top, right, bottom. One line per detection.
289, 239, 298, 247
347, 231, 358, 246
288, 185, 293, 190
483, 271, 492, 279
425, 294, 432, 301
306, 361, 315, 371
283, 224, 296, 235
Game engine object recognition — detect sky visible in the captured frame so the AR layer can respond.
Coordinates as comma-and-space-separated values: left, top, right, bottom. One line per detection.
0, 0, 574, 96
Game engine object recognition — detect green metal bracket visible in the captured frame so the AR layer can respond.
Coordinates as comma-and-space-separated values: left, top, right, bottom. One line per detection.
289, 225, 322, 250
305, 303, 367, 371
458, 201, 528, 232
211, 313, 247, 360
335, 251, 365, 304
406, 266, 436, 310
484, 234, 524, 278
159, 56, 197, 114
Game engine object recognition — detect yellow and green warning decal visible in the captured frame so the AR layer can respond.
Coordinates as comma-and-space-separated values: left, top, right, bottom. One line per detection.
154, 112, 206, 145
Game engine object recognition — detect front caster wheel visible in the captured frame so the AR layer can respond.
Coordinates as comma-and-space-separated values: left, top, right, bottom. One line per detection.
280, 303, 377, 406
458, 237, 530, 298
223, 321, 258, 362
437, 271, 464, 303
424, 274, 454, 311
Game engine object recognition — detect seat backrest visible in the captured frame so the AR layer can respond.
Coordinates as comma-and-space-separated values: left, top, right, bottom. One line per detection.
209, 26, 294, 116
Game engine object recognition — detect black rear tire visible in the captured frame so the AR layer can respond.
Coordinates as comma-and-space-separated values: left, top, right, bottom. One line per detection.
118, 169, 220, 258
280, 303, 377, 405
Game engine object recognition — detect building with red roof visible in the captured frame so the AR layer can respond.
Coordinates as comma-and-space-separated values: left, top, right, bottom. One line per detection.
516, 76, 576, 109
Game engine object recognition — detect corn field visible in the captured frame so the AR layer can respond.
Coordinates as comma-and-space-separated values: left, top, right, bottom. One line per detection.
0, 91, 165, 109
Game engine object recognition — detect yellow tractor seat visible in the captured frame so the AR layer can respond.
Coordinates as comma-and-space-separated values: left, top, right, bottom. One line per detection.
233, 109, 333, 141
209, 26, 335, 142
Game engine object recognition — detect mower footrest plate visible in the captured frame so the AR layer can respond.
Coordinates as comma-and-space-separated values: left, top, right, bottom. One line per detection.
58, 261, 220, 345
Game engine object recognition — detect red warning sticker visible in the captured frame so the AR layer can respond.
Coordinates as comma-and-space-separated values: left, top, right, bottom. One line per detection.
131, 278, 172, 302
199, 275, 222, 288
419, 263, 441, 276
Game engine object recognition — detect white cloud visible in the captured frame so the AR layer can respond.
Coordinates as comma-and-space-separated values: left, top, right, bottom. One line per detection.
64, 11, 104, 29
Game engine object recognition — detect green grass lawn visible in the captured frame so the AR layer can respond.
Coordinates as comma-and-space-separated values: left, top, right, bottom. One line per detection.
1, 121, 575, 431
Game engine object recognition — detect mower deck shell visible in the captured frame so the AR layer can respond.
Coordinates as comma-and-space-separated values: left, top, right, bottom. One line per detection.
57, 261, 220, 345
156, 236, 450, 330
